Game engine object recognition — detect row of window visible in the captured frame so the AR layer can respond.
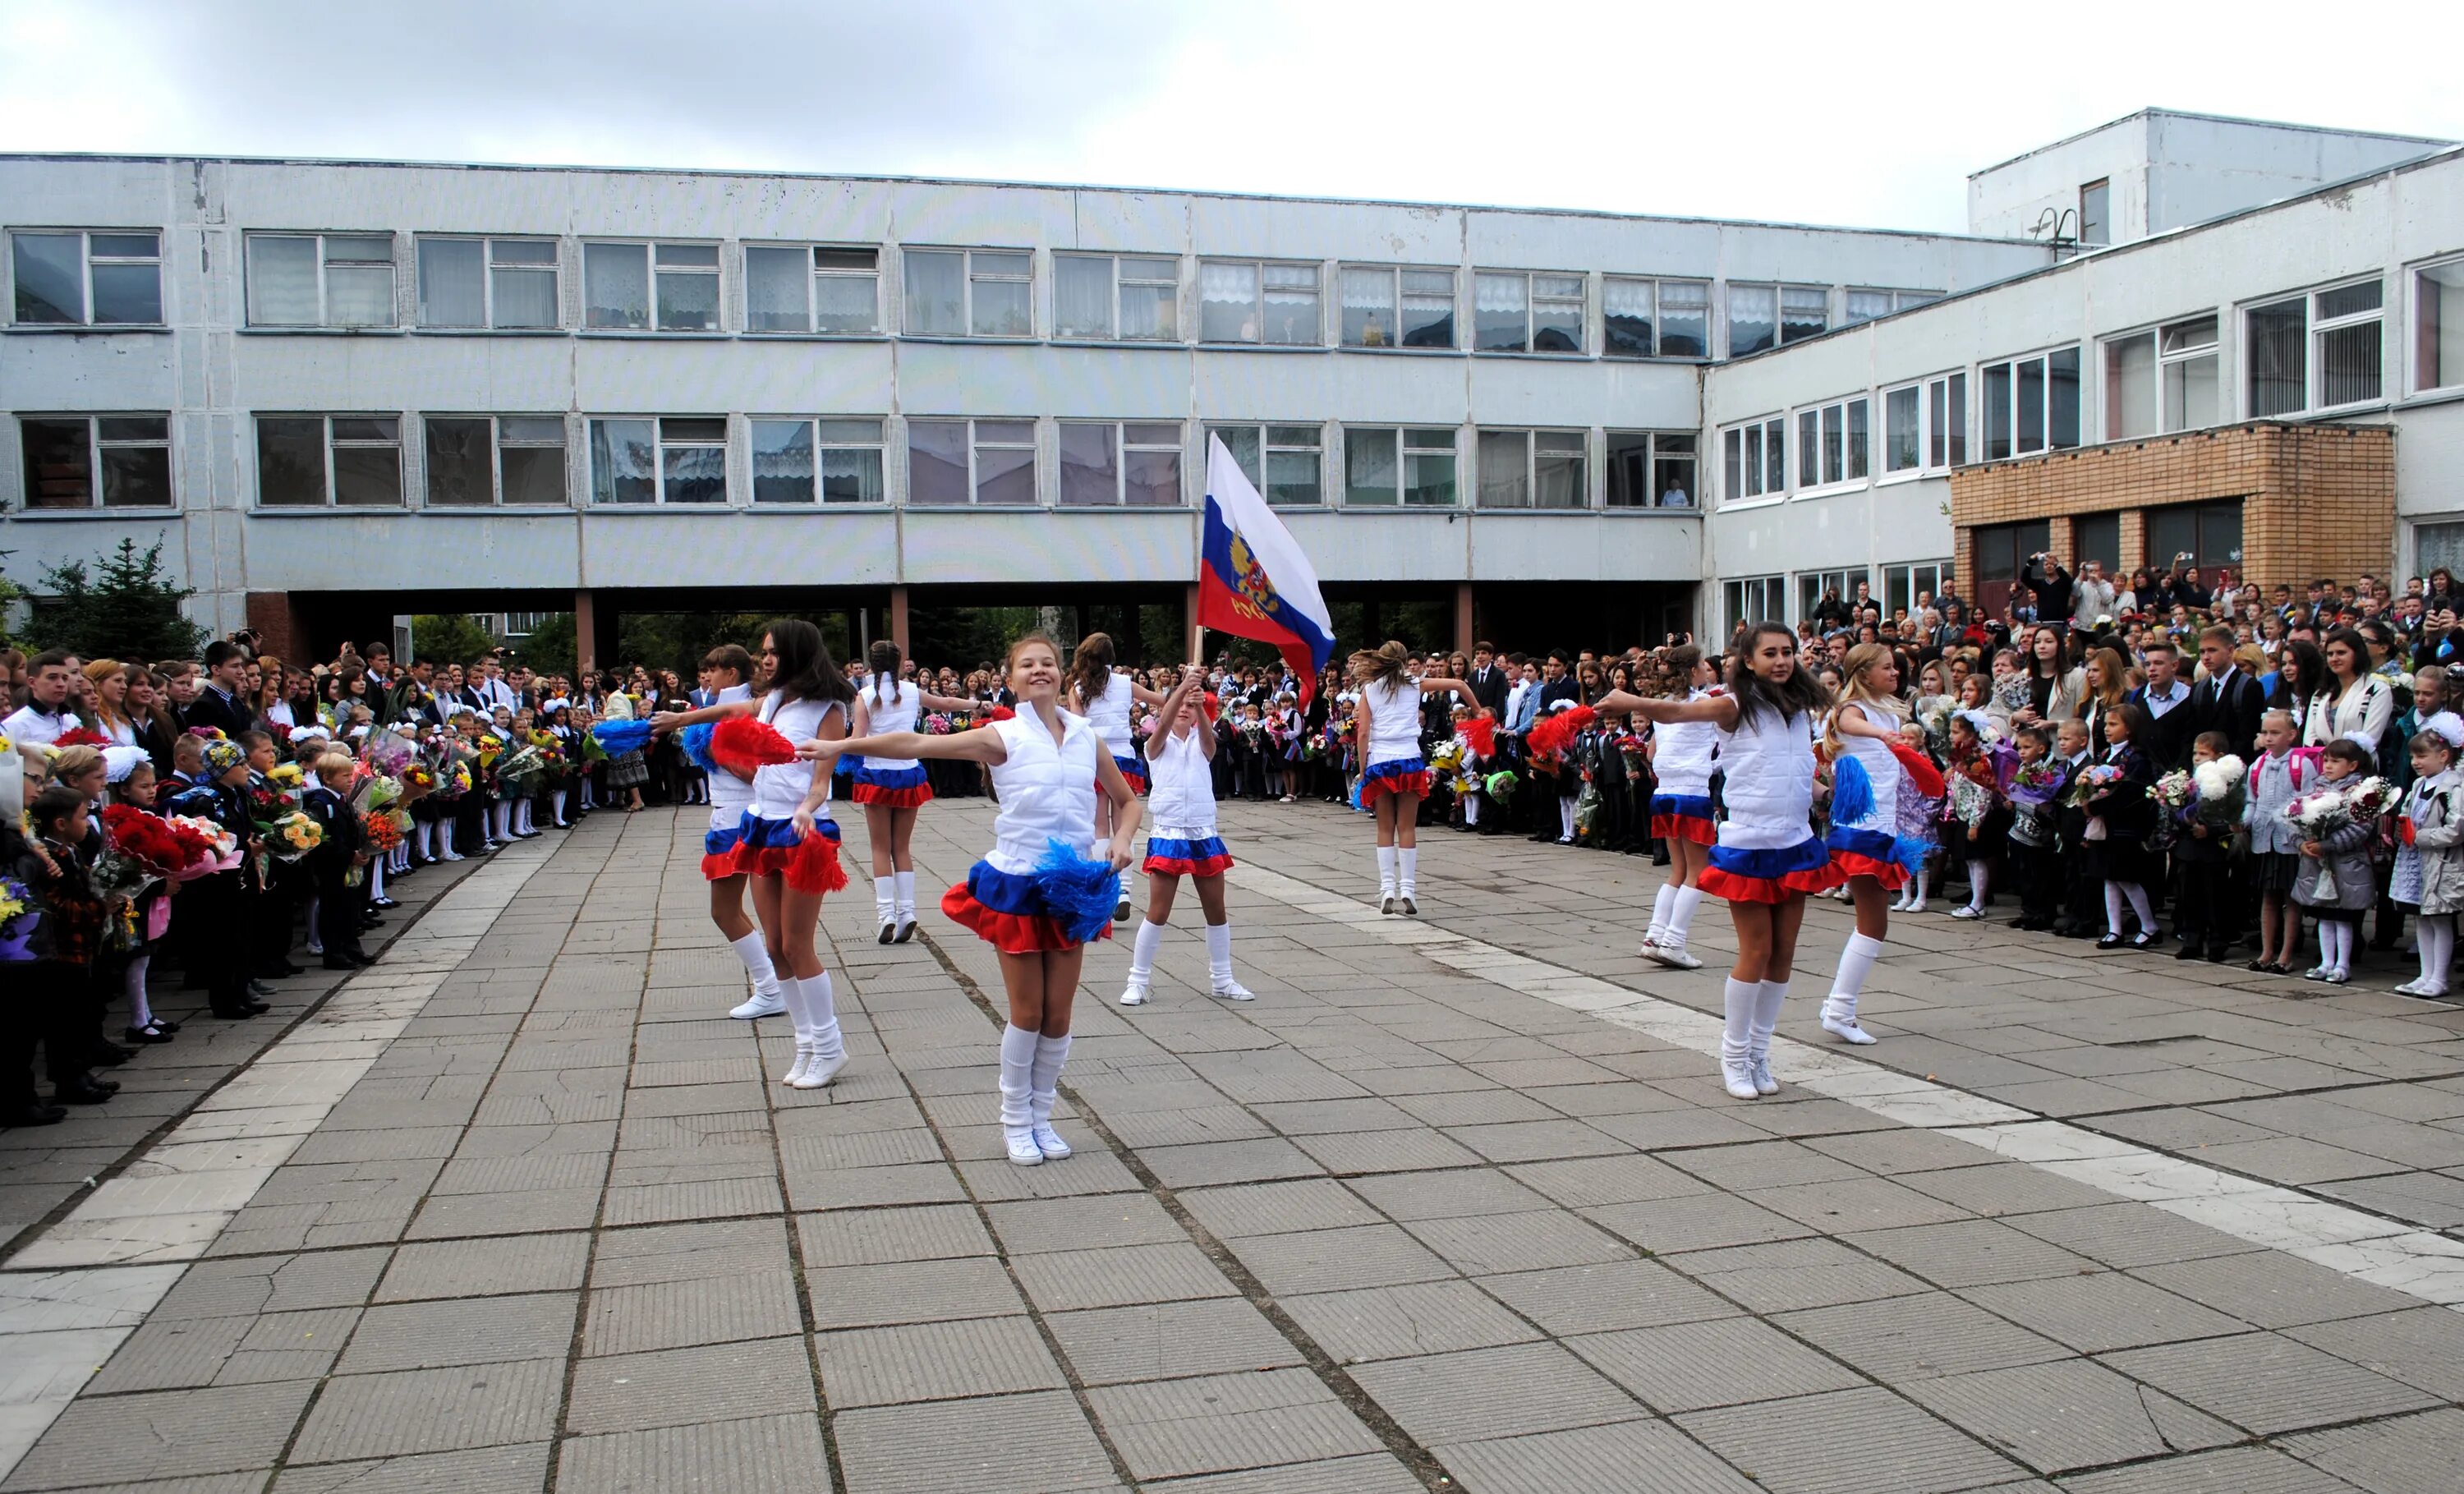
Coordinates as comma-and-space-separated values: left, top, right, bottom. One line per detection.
7, 226, 1938, 361
13, 413, 1701, 513
1721, 562, 1956, 634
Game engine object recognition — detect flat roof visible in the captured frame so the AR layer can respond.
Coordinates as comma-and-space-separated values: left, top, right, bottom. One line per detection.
1968, 106, 2454, 181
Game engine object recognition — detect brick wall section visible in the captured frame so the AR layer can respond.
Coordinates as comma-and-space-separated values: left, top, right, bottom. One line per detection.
243, 591, 302, 665
1948, 422, 2395, 594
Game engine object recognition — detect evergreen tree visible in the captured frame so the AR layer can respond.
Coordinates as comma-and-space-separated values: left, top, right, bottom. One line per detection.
32, 538, 208, 660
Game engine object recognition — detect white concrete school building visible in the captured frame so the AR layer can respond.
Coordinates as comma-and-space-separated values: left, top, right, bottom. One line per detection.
0, 108, 2454, 663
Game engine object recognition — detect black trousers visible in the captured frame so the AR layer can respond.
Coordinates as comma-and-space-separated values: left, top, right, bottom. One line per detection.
2173, 852, 2227, 945
315, 864, 367, 958
4, 961, 99, 1102
2013, 840, 2061, 922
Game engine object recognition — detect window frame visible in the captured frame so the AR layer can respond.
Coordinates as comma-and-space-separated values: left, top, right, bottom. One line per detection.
900, 246, 1037, 340
15, 412, 175, 510
2103, 312, 2223, 439
421, 414, 570, 508
742, 243, 883, 337
1197, 257, 1322, 347
2416, 253, 2464, 397
253, 413, 405, 509
580, 239, 724, 333
745, 416, 888, 504
1473, 428, 1588, 510
1341, 425, 1460, 508
2080, 180, 2111, 247
1057, 420, 1185, 507
1718, 416, 1791, 503
1723, 575, 1785, 634
1337, 263, 1456, 351
244, 231, 399, 330
1976, 344, 2082, 461
1473, 268, 1585, 356
1601, 276, 1712, 360
2242, 277, 2390, 418
1796, 568, 1869, 627
411, 235, 561, 331
1725, 282, 1829, 357
1882, 561, 1953, 621
8, 228, 165, 327
583, 416, 731, 506
1603, 430, 1696, 508
1053, 251, 1181, 343
2309, 276, 2386, 412
1206, 422, 1326, 507
902, 417, 1041, 507
1787, 397, 1869, 493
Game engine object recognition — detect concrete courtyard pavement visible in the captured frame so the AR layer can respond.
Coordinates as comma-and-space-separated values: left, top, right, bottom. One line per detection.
7, 798, 2464, 1491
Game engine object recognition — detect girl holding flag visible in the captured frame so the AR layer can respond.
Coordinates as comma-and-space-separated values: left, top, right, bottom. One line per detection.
1120, 641, 1254, 1006
1350, 642, 1474, 915
804, 632, 1142, 1166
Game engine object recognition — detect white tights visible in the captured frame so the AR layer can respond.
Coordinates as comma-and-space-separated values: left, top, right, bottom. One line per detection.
2416, 914, 2454, 991
2103, 880, 2154, 936
2316, 918, 2355, 974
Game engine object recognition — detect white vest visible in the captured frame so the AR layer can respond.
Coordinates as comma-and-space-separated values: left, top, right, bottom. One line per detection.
749, 692, 839, 819
986, 707, 1100, 873
1147, 725, 1216, 832
1363, 677, 1423, 762
706, 683, 756, 814
1831, 702, 1900, 833
1082, 673, 1135, 758
1716, 701, 1817, 850
862, 683, 923, 770
1652, 687, 1721, 795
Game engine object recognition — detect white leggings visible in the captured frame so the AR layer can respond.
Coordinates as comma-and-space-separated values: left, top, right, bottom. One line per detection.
2315, 917, 2356, 973
2103, 880, 2154, 936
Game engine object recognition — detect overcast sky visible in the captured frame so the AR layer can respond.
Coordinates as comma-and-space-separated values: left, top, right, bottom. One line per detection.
2, 0, 2454, 233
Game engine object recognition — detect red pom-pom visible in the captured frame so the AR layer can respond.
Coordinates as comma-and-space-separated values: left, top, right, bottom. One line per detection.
987, 705, 1016, 722
1526, 705, 1597, 760
1460, 716, 1497, 758
1889, 741, 1947, 798
710, 717, 798, 779
53, 727, 111, 750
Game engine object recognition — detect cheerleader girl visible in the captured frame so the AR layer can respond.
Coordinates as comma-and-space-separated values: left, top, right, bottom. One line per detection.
1641, 644, 1718, 970
1350, 641, 1473, 915
1066, 632, 1169, 922
1120, 649, 1254, 1006
727, 621, 854, 1088
1817, 643, 1929, 1046
1597, 623, 1838, 1100
807, 632, 1142, 1166
850, 640, 982, 945
649, 645, 784, 1020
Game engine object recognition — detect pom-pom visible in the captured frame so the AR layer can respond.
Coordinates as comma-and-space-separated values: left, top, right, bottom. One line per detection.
1526, 704, 1597, 760
1832, 754, 1873, 825
711, 717, 798, 779
1888, 741, 1947, 798
1460, 716, 1498, 758
1891, 834, 1933, 874
987, 705, 1016, 722
53, 727, 110, 750
679, 722, 720, 775
591, 719, 656, 756
1032, 836, 1122, 946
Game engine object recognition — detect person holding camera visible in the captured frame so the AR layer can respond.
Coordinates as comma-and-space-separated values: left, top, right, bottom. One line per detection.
2020, 551, 2074, 637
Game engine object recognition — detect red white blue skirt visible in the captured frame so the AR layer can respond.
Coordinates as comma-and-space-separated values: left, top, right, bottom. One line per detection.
1650, 792, 1718, 846
1361, 756, 1432, 806
1144, 833, 1233, 878
852, 763, 933, 807
1825, 825, 1911, 891
1699, 835, 1842, 904
1104, 753, 1148, 794
943, 860, 1114, 955
723, 811, 848, 895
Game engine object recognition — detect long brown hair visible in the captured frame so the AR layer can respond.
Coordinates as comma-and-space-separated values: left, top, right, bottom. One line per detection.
1661, 643, 1703, 696
1066, 632, 1117, 709
2084, 646, 2128, 712
1727, 622, 1832, 727
867, 639, 903, 706
1349, 640, 1410, 692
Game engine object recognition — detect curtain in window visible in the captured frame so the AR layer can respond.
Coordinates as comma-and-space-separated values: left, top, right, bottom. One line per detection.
1478, 431, 1528, 508
1055, 257, 1114, 338
418, 241, 485, 328
249, 237, 320, 325
2246, 301, 2305, 417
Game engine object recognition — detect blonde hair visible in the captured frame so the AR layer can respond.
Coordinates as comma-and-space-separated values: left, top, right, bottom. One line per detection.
1827, 643, 1907, 756
315, 750, 356, 780
1349, 640, 1410, 691
51, 743, 104, 784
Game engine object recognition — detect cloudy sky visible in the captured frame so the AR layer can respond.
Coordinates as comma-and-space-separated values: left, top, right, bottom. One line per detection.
2, 0, 2454, 233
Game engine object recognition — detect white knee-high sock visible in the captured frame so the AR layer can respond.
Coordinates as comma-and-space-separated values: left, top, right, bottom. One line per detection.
1721, 977, 1756, 1067
1399, 848, 1418, 898
1750, 979, 1789, 1061
775, 965, 813, 1049
2418, 917, 2453, 987
1128, 918, 1164, 986
490, 802, 511, 843
729, 931, 779, 998
894, 871, 916, 921
369, 858, 386, 900
2103, 882, 2127, 935
1966, 862, 1989, 911
438, 817, 456, 858
125, 954, 154, 1030
1206, 922, 1236, 988
1911, 867, 1928, 904
550, 788, 567, 824
1560, 799, 1576, 839
514, 798, 532, 834
1668, 885, 1705, 945
1029, 1032, 1071, 1125
1827, 932, 1883, 1012
1648, 884, 1677, 944
802, 972, 843, 1059
999, 1023, 1038, 1129
874, 876, 895, 923
1464, 795, 1480, 825
2123, 881, 2155, 931
1376, 846, 1397, 895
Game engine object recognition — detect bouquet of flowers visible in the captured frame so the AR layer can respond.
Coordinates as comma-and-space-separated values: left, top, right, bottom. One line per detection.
362, 727, 417, 777
526, 731, 568, 787
0, 876, 36, 962
1994, 673, 2034, 715
361, 807, 407, 853
922, 712, 955, 737
2149, 770, 2195, 815
2007, 757, 2066, 808
476, 733, 506, 770
1484, 769, 1519, 805
402, 761, 439, 797
100, 803, 188, 877
267, 761, 305, 790
352, 774, 403, 817
89, 846, 160, 907
1918, 698, 1957, 745
260, 808, 324, 862
167, 814, 241, 878
1429, 738, 1464, 775
492, 742, 545, 798
2190, 755, 2248, 830
1945, 771, 1997, 828
2060, 763, 2122, 810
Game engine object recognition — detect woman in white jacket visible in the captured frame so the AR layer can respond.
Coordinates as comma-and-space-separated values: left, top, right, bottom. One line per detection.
2008, 626, 2088, 732
2306, 627, 2394, 754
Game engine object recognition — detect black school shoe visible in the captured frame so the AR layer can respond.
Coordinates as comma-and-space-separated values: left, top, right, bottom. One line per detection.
5, 1101, 67, 1127
56, 1076, 116, 1104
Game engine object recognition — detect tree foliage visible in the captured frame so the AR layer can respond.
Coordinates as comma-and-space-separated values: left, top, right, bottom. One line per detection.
407, 613, 504, 669
514, 612, 577, 680
30, 538, 208, 662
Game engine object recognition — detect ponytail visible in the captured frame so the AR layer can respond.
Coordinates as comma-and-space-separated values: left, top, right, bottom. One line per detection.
867, 639, 903, 707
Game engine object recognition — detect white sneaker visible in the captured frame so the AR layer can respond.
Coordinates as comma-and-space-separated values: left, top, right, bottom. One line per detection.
1951, 905, 1983, 921
1004, 1126, 1045, 1166
894, 918, 917, 945
1749, 1057, 1779, 1096
779, 1049, 811, 1086
1379, 894, 1398, 916
1905, 900, 1928, 915
1119, 981, 1151, 1007
791, 1050, 845, 1090
1211, 981, 1256, 1002
1400, 896, 1418, 917
1648, 943, 1703, 971
876, 915, 897, 945
731, 991, 787, 1020
1031, 1121, 1072, 1159
1821, 1008, 1878, 1045
1722, 1061, 1760, 1101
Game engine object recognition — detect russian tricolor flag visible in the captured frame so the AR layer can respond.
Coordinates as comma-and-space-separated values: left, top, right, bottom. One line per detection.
1199, 434, 1335, 706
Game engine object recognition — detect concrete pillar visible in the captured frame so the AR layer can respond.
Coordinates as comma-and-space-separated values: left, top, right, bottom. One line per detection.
573, 589, 597, 677
889, 586, 909, 655
1455, 582, 1475, 658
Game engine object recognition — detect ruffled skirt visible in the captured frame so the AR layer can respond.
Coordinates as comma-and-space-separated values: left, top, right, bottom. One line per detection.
1360, 756, 1432, 806
943, 860, 1114, 954
852, 763, 933, 807
1700, 835, 1843, 903
1143, 834, 1234, 878
1650, 792, 1718, 846
723, 811, 848, 894
1824, 824, 1911, 891
1105, 753, 1148, 794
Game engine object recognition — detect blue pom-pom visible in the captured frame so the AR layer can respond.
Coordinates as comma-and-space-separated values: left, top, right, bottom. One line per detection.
591, 719, 655, 756
834, 753, 862, 777
1832, 754, 1873, 826
680, 723, 719, 775
1891, 834, 1932, 873
1032, 836, 1122, 945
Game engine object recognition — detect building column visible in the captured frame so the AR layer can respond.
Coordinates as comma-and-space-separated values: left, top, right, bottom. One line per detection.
573, 589, 597, 677
889, 586, 909, 655
1455, 582, 1476, 657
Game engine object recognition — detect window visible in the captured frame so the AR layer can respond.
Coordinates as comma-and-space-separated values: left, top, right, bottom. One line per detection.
1198, 260, 1320, 345
255, 416, 402, 507
16, 415, 171, 508
1979, 347, 2080, 460
2146, 499, 2242, 573
2104, 315, 2220, 439
582, 241, 720, 332
1058, 422, 1183, 507
11, 231, 161, 325
745, 246, 880, 334
414, 237, 558, 329
2104, 333, 2155, 440
746, 418, 885, 503
421, 416, 567, 506
1927, 373, 1967, 470
2248, 281, 2385, 416
1474, 271, 1584, 354
1797, 569, 1867, 626
1605, 432, 1694, 508
1725, 284, 1827, 356
2080, 180, 2110, 246
1842, 288, 1939, 327
586, 417, 725, 504
1723, 576, 1784, 633
1883, 562, 1951, 620
1602, 278, 1710, 358
1791, 400, 1869, 489
1340, 265, 1454, 349
1884, 385, 1921, 472
1474, 430, 1585, 509
2075, 513, 2121, 575
907, 418, 1036, 506
1781, 287, 1828, 343
246, 233, 395, 328
1053, 254, 1178, 342
2417, 521, 2464, 582
1972, 520, 2050, 618
2419, 258, 2464, 393
1208, 424, 1323, 506
1344, 427, 1457, 506
900, 249, 1032, 338
1719, 417, 1789, 501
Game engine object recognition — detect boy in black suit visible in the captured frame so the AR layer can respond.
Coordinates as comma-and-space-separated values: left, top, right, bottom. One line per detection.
304, 751, 373, 969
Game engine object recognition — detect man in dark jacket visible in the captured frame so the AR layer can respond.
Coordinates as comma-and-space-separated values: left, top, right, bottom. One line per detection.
1465, 644, 1509, 717
2021, 554, 2075, 637
180, 641, 256, 739
2190, 625, 2265, 762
